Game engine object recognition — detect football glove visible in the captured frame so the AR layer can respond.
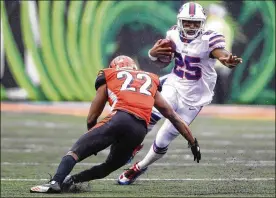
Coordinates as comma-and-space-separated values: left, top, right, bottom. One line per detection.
188, 138, 201, 163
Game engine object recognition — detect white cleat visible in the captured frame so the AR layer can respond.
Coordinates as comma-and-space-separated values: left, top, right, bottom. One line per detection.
118, 163, 148, 185
30, 180, 61, 193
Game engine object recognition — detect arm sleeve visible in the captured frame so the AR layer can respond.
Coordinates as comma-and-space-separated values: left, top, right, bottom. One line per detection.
208, 33, 226, 58
155, 75, 162, 92
157, 82, 162, 92
95, 70, 106, 90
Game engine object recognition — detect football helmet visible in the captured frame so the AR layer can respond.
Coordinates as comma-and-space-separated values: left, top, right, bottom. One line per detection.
109, 55, 138, 70
177, 2, 206, 39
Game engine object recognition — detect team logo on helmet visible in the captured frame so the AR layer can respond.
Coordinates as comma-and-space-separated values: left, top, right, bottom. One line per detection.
109, 55, 138, 70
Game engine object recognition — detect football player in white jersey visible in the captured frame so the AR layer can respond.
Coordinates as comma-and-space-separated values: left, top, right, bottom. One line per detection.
118, 2, 242, 185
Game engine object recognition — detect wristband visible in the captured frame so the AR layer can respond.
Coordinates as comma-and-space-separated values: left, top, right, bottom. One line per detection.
148, 50, 158, 61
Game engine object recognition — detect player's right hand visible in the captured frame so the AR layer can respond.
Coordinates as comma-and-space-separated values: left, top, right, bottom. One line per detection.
149, 39, 173, 57
189, 138, 201, 163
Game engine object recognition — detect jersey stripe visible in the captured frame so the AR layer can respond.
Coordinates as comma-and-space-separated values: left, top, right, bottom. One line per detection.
209, 35, 224, 43
90, 111, 116, 130
189, 2, 196, 16
209, 39, 225, 48
151, 112, 161, 122
159, 75, 168, 86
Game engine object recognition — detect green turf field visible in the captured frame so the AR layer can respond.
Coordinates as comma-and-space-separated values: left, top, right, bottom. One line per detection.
1, 111, 275, 197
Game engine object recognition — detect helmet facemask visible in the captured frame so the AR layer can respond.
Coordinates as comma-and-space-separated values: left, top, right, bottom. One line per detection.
177, 19, 205, 40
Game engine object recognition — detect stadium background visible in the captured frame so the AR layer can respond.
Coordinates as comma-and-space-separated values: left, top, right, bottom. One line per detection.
1, 0, 275, 105
1, 1, 275, 197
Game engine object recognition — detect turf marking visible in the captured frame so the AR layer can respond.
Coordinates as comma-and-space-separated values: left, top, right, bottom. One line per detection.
1, 178, 274, 182
2, 137, 275, 146
1, 161, 275, 167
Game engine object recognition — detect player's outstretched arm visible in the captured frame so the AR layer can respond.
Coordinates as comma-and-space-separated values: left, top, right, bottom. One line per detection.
211, 48, 243, 69
87, 84, 108, 130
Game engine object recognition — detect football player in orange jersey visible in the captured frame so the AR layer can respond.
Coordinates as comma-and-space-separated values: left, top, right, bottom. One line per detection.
30, 56, 201, 194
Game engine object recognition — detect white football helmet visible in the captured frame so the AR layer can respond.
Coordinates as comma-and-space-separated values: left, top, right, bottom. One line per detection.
177, 2, 207, 39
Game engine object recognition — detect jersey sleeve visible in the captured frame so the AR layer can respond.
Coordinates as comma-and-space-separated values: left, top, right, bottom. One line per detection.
157, 80, 162, 92
151, 73, 162, 92
95, 70, 106, 90
208, 32, 226, 57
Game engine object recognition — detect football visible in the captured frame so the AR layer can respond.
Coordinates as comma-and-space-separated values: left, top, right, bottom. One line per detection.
156, 39, 176, 67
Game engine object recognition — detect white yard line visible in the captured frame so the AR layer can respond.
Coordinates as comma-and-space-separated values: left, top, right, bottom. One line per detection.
1, 161, 275, 167
2, 137, 275, 146
1, 178, 274, 182
1, 147, 275, 155
241, 134, 275, 139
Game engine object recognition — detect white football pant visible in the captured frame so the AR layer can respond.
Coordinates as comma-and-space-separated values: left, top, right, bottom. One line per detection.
148, 76, 202, 150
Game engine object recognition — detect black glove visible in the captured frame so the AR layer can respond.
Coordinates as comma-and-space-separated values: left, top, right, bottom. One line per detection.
189, 138, 201, 163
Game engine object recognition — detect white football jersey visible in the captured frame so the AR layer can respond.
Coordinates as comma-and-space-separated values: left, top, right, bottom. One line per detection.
164, 26, 226, 107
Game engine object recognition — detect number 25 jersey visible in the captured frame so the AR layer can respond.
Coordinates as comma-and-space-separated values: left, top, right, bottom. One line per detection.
166, 27, 226, 107
95, 68, 162, 125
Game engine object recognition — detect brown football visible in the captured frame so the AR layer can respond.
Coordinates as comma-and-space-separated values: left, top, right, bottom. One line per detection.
157, 39, 176, 65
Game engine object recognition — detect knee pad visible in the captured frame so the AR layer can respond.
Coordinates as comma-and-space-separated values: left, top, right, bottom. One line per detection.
152, 140, 168, 154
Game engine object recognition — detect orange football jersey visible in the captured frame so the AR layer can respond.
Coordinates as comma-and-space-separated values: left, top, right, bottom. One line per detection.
95, 68, 161, 125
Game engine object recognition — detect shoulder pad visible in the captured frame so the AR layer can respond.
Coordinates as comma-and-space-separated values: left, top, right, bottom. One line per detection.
95, 70, 106, 90
166, 27, 179, 43
202, 30, 215, 36
169, 25, 178, 31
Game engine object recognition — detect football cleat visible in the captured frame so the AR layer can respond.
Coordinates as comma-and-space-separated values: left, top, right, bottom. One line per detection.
61, 175, 75, 192
30, 180, 61, 193
127, 144, 144, 164
117, 162, 148, 185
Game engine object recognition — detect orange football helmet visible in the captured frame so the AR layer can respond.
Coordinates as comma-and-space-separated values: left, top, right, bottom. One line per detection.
109, 55, 138, 70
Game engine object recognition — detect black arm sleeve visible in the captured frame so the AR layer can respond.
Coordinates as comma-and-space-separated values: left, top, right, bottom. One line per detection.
95, 71, 106, 90
157, 80, 162, 92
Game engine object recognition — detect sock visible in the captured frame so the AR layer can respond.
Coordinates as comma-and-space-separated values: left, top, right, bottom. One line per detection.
137, 141, 167, 169
52, 155, 77, 184
72, 163, 112, 183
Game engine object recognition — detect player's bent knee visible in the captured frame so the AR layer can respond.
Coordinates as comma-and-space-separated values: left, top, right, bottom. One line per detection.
66, 151, 79, 162
153, 140, 168, 154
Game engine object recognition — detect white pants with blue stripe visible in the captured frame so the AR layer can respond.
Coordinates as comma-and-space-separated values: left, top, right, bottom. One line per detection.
149, 75, 202, 150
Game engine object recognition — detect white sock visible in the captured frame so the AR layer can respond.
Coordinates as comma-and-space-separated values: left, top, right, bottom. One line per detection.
137, 144, 165, 169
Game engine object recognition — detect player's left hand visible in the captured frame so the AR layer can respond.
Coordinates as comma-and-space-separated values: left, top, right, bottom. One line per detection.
219, 54, 243, 69
189, 138, 201, 163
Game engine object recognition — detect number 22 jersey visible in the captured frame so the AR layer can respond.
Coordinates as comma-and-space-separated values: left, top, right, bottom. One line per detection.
165, 26, 226, 107
95, 68, 162, 125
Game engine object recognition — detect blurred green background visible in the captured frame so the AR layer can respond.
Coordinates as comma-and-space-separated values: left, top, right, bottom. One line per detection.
1, 0, 275, 104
